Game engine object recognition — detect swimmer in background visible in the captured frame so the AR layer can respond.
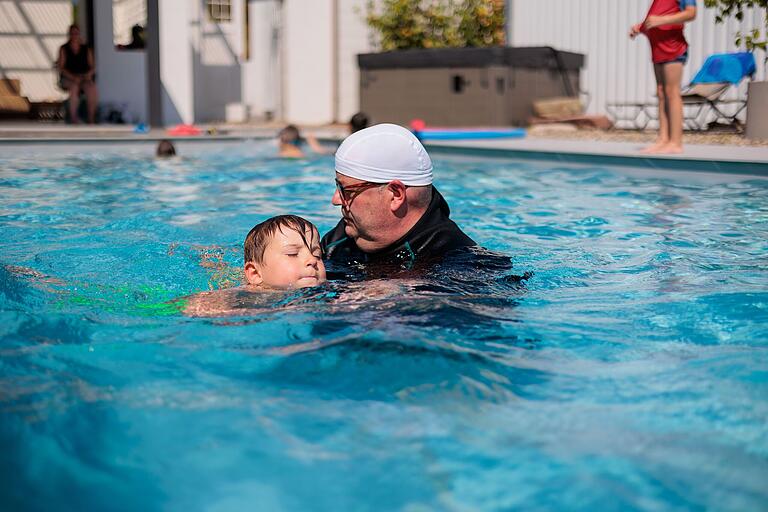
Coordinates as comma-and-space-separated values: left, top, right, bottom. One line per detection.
183, 215, 327, 316
277, 125, 330, 158
349, 112, 369, 134
156, 139, 176, 158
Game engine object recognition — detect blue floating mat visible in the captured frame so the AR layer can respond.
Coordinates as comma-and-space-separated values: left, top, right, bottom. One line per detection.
413, 128, 526, 140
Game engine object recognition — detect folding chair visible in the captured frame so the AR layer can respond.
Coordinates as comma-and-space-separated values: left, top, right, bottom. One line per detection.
680, 52, 756, 130
606, 52, 756, 131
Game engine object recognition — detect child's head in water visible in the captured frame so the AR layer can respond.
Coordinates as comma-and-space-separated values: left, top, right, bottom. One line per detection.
243, 215, 326, 290
349, 112, 369, 133
278, 125, 301, 146
156, 139, 176, 157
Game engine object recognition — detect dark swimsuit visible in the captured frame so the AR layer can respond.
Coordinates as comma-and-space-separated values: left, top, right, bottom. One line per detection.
60, 43, 92, 87
63, 43, 90, 73
321, 187, 482, 278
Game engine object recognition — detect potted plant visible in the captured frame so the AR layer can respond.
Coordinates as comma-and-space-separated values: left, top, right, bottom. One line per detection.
365, 0, 506, 50
705, 0, 768, 139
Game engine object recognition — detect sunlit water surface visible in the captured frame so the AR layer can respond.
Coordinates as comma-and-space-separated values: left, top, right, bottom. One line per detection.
1, 141, 767, 511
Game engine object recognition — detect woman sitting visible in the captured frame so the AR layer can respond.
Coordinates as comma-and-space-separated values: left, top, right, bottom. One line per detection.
57, 24, 98, 124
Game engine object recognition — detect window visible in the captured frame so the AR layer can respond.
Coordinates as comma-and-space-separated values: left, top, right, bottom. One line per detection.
206, 0, 232, 23
113, 0, 147, 50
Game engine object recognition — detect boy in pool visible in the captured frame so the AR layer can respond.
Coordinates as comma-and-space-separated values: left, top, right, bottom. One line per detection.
183, 215, 326, 316
156, 139, 176, 157
277, 125, 329, 158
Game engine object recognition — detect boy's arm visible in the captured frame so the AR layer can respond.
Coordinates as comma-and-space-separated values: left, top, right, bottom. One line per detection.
305, 134, 330, 155
181, 288, 246, 317
644, 6, 696, 30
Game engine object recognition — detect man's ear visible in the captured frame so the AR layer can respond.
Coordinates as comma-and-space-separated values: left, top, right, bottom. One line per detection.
387, 180, 407, 212
244, 261, 263, 286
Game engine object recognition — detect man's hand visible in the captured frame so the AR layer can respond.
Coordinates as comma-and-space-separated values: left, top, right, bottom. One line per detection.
629, 23, 643, 39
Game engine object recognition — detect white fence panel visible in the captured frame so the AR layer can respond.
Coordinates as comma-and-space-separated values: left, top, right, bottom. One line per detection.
509, 0, 766, 126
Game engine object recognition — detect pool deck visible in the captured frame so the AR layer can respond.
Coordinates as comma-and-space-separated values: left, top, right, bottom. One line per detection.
1, 122, 766, 175
423, 137, 768, 175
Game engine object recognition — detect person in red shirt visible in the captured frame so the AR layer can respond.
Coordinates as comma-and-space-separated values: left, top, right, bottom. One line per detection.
630, 0, 697, 154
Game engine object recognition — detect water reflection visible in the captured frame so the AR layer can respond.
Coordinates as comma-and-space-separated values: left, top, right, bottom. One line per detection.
2, 144, 768, 510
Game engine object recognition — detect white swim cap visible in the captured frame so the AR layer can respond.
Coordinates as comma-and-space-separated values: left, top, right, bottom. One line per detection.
335, 123, 433, 186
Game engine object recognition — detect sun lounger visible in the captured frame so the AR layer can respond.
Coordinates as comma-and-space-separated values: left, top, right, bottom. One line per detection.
0, 78, 31, 118
530, 96, 614, 130
606, 52, 756, 130
681, 53, 756, 129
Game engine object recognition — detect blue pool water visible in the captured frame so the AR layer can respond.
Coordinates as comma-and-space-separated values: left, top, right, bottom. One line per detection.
1, 141, 767, 511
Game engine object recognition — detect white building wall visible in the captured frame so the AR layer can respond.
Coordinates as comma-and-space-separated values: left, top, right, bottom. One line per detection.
337, 0, 375, 123
159, 0, 194, 124
0, 0, 71, 102
283, 0, 334, 124
243, 0, 281, 120
509, 0, 766, 124
192, 0, 245, 122
93, 1, 147, 123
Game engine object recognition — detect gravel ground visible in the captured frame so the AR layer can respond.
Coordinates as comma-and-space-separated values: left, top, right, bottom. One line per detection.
527, 125, 768, 147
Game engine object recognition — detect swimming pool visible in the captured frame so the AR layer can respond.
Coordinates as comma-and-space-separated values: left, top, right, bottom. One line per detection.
1, 141, 766, 511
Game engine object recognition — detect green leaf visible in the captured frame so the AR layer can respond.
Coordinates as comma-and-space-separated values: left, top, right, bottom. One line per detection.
365, 0, 505, 50
705, 0, 767, 50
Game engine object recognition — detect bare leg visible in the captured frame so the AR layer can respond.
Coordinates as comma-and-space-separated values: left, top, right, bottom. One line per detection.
641, 64, 669, 154
68, 83, 81, 124
82, 80, 99, 124
659, 62, 684, 154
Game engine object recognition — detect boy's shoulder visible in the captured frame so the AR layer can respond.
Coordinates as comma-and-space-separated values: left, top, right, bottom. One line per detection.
182, 286, 272, 317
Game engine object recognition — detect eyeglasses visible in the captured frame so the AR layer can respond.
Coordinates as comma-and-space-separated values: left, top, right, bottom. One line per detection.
335, 178, 383, 205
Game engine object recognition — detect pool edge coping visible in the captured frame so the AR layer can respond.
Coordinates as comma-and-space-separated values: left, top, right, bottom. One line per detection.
421, 143, 767, 176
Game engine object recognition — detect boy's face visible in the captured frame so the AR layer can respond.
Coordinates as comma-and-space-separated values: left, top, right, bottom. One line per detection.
245, 226, 326, 290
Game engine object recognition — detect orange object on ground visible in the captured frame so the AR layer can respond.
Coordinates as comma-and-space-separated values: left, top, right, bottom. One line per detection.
167, 124, 202, 136
409, 119, 426, 131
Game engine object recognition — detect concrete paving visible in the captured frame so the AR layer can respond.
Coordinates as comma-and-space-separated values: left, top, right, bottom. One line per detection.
426, 137, 768, 164
423, 136, 768, 175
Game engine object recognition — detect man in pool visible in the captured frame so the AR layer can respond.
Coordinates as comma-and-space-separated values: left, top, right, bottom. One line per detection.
184, 215, 326, 316
321, 123, 476, 273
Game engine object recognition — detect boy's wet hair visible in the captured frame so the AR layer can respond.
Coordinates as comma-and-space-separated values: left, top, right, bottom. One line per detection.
244, 215, 317, 264
350, 112, 369, 133
278, 125, 301, 145
156, 139, 176, 157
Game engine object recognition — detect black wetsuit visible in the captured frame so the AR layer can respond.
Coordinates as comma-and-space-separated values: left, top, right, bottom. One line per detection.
321, 187, 478, 277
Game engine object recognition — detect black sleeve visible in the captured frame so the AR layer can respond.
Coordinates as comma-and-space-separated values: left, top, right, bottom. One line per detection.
320, 220, 347, 255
